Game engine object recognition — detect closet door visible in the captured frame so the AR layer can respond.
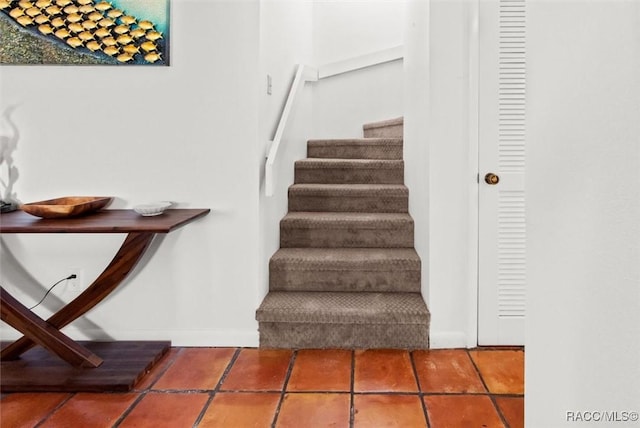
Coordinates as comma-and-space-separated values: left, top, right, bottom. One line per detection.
478, 0, 526, 345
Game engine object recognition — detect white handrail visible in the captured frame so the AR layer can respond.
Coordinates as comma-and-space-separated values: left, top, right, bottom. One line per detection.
264, 46, 404, 197
318, 45, 403, 79
265, 64, 318, 197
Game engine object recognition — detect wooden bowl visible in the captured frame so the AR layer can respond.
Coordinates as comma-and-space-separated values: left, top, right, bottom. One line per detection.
20, 196, 113, 219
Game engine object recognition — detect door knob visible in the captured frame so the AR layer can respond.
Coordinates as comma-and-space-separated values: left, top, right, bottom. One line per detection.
484, 173, 500, 185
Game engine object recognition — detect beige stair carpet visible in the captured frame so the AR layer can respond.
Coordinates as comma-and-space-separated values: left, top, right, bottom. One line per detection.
256, 117, 430, 349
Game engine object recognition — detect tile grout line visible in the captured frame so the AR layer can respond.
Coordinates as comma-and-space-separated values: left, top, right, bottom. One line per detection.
466, 349, 511, 428
270, 349, 297, 428
130, 346, 183, 393
214, 348, 244, 392
112, 391, 148, 427
199, 388, 288, 394
113, 347, 186, 427
192, 347, 242, 427
466, 349, 491, 394
349, 349, 355, 428
33, 393, 75, 428
409, 350, 432, 428
143, 346, 183, 391
489, 394, 511, 427
421, 391, 524, 397
353, 391, 430, 396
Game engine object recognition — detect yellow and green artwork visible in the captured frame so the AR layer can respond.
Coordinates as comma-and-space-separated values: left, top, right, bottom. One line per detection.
0, 0, 169, 65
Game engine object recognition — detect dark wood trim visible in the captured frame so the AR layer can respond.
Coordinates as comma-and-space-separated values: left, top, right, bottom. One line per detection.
0, 208, 210, 233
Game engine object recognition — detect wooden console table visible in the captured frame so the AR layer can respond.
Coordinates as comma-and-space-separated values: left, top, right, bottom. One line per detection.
0, 208, 209, 392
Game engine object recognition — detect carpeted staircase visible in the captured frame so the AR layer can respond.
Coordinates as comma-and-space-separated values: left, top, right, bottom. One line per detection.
256, 117, 430, 349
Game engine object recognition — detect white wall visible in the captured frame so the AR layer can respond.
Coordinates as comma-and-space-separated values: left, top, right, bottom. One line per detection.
416, 0, 477, 348
258, 0, 314, 300
311, 0, 405, 138
404, 0, 431, 341
0, 0, 262, 346
526, 1, 640, 425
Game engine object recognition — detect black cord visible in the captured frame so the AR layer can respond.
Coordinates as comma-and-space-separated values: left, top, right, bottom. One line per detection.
28, 274, 77, 310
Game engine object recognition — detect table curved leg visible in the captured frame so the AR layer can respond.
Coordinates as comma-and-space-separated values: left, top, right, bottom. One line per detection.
1, 288, 103, 367
1, 232, 155, 361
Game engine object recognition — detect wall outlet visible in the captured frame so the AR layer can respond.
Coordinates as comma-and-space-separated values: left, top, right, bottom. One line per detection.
66, 268, 84, 293
267, 74, 272, 95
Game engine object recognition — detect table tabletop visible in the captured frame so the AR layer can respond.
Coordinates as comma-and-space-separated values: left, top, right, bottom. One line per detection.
0, 209, 210, 234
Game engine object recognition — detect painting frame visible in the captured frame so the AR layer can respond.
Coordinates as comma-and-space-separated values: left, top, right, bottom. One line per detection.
0, 0, 170, 66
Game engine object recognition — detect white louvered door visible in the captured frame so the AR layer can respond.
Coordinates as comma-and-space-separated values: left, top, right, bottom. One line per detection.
478, 0, 526, 345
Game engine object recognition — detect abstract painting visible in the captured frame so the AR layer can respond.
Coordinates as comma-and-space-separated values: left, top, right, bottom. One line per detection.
0, 0, 169, 65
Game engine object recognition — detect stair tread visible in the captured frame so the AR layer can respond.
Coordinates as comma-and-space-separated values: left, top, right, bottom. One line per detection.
363, 117, 404, 130
308, 138, 402, 145
289, 183, 408, 195
256, 291, 429, 324
296, 158, 403, 168
282, 212, 413, 226
271, 248, 420, 269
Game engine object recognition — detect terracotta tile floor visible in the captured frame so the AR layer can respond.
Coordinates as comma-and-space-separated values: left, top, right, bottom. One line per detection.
0, 347, 524, 428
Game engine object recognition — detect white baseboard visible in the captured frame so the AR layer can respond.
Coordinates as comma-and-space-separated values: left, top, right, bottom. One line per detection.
429, 331, 474, 349
2, 327, 477, 350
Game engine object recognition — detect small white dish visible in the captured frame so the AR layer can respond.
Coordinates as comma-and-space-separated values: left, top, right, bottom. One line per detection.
133, 201, 172, 217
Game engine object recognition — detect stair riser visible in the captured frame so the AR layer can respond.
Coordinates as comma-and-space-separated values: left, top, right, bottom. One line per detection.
288, 195, 408, 213
280, 225, 414, 248
307, 145, 402, 160
259, 322, 429, 349
363, 124, 403, 138
269, 269, 420, 293
295, 167, 404, 184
